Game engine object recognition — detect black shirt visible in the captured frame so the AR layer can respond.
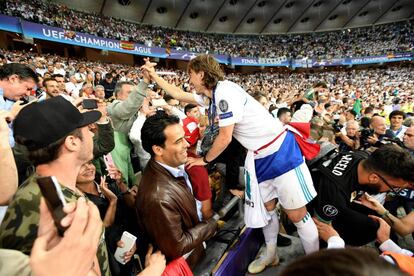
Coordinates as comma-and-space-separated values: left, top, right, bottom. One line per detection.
313, 151, 368, 222
337, 135, 358, 153
100, 79, 116, 99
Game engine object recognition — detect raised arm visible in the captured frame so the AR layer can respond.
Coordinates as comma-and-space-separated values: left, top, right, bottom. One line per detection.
141, 58, 199, 105
150, 72, 198, 104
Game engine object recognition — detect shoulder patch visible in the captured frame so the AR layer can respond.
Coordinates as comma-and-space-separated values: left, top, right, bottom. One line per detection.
219, 100, 229, 112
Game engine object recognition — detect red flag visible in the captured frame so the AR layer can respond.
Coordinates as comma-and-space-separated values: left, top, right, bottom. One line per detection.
288, 122, 320, 160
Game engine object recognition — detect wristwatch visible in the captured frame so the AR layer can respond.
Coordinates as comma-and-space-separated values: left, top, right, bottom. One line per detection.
381, 210, 390, 219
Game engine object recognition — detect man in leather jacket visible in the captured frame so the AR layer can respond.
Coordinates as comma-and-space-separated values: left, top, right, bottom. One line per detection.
136, 112, 217, 267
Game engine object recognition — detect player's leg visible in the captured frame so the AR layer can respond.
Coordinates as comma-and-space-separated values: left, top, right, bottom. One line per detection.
277, 162, 319, 254
248, 181, 280, 274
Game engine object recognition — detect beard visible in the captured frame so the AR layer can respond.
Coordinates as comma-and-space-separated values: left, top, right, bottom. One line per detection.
360, 183, 382, 195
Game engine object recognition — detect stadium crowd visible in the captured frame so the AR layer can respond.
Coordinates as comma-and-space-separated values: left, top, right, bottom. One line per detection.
3, 0, 414, 59
1, 49, 413, 112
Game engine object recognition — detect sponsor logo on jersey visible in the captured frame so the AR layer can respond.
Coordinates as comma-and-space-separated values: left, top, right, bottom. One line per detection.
323, 204, 339, 217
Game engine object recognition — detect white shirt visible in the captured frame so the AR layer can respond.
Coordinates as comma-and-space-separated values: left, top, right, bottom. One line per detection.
53, 68, 66, 76
65, 82, 80, 98
129, 113, 151, 169
195, 80, 284, 151
60, 93, 75, 103
389, 125, 408, 141
35, 68, 47, 76
75, 72, 86, 82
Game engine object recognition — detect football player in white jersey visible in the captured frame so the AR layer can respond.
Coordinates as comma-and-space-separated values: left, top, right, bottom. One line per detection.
141, 55, 319, 273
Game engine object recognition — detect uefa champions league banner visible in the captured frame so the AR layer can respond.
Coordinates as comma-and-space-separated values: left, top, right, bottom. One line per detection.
1, 15, 412, 66
349, 52, 413, 65
0, 14, 21, 33
231, 57, 290, 67
18, 19, 229, 62
19, 20, 168, 58
298, 53, 413, 67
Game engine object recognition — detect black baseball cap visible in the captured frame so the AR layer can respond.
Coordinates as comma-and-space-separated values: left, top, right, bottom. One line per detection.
14, 96, 101, 150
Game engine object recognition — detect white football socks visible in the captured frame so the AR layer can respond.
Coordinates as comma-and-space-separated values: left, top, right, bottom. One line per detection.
262, 209, 279, 261
294, 212, 319, 254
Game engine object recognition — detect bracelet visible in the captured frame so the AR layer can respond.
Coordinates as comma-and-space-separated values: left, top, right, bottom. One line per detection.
381, 210, 390, 219
202, 155, 210, 164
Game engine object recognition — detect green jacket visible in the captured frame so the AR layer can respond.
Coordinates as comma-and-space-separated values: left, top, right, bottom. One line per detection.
107, 81, 148, 134
93, 121, 115, 158
93, 121, 115, 176
0, 174, 111, 276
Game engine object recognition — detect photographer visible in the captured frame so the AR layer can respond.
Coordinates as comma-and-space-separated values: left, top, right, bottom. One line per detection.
360, 115, 395, 150
335, 120, 360, 152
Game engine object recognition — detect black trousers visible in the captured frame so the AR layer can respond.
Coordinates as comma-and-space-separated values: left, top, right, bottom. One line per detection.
214, 138, 246, 190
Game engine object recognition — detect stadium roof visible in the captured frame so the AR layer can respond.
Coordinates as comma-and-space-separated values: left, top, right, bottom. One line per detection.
52, 0, 414, 34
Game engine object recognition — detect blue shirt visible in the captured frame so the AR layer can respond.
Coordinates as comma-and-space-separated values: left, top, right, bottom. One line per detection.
0, 87, 16, 147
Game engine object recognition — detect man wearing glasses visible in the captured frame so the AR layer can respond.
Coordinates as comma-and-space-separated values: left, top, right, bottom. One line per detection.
403, 126, 414, 156
312, 144, 414, 246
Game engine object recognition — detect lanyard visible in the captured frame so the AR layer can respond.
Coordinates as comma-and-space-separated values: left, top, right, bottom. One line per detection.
394, 127, 403, 136
208, 85, 217, 129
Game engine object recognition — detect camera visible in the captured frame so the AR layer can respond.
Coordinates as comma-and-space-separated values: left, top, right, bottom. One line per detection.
360, 128, 374, 139
331, 114, 343, 133
381, 137, 405, 148
148, 83, 158, 91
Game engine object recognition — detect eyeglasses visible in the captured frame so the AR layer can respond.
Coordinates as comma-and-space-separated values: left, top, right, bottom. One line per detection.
376, 173, 404, 196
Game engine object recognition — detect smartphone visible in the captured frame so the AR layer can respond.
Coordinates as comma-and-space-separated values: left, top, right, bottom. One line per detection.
82, 99, 98, 109
114, 231, 137, 264
103, 153, 117, 178
37, 176, 68, 236
350, 191, 364, 203
151, 98, 167, 107
103, 153, 115, 169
